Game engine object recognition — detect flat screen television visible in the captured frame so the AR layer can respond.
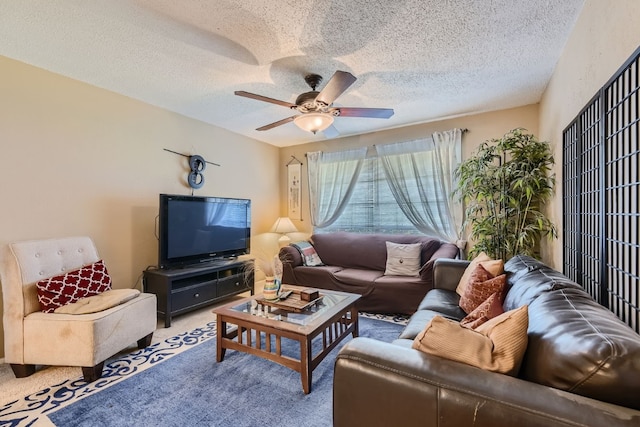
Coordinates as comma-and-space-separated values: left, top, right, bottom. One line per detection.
158, 194, 251, 269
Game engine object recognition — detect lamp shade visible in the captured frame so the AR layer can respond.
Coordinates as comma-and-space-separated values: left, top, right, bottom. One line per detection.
293, 112, 334, 134
270, 217, 298, 234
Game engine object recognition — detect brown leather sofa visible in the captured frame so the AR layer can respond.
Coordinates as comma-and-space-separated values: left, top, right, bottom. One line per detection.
279, 232, 459, 314
334, 255, 640, 427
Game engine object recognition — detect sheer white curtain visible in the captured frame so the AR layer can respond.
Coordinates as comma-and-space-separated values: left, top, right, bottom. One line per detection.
376, 129, 464, 247
307, 147, 367, 227
432, 129, 465, 249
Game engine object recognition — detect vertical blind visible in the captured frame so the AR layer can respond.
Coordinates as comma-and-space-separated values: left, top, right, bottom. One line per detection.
318, 157, 418, 234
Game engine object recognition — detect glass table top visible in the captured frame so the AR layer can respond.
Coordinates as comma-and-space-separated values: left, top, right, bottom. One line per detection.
228, 292, 349, 326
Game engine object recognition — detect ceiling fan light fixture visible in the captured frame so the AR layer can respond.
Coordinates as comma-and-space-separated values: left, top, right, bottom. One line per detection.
294, 112, 334, 134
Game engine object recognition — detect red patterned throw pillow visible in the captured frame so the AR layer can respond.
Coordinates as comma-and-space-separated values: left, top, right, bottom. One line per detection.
460, 292, 505, 329
36, 260, 113, 313
458, 263, 507, 314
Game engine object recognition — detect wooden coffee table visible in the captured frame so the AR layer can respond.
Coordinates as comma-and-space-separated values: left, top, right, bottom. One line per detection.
213, 286, 360, 394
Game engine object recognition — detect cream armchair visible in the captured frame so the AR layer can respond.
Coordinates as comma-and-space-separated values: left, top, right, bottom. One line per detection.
1, 236, 157, 382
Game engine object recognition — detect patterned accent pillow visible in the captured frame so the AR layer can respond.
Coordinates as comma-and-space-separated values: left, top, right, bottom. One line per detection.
384, 242, 421, 277
459, 263, 507, 314
36, 259, 113, 313
291, 241, 324, 266
460, 292, 505, 329
456, 252, 504, 296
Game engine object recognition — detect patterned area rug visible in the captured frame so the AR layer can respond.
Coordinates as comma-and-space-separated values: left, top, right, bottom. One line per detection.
0, 313, 407, 427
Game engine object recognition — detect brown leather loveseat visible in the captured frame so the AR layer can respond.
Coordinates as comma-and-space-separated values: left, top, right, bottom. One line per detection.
333, 255, 640, 426
279, 232, 459, 314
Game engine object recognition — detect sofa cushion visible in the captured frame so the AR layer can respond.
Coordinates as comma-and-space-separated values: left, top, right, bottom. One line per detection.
285, 265, 342, 286
417, 289, 465, 318
333, 268, 384, 286
384, 242, 421, 276
36, 259, 113, 313
504, 254, 546, 278
411, 305, 529, 376
391, 338, 414, 348
459, 264, 507, 314
503, 261, 582, 311
456, 252, 504, 295
398, 309, 463, 340
522, 288, 640, 410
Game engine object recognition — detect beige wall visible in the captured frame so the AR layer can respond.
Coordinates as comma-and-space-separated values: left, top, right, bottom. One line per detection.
278, 104, 540, 239
0, 56, 281, 358
539, 0, 640, 268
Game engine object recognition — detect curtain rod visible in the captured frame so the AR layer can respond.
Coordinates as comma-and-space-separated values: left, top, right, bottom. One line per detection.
303, 128, 469, 157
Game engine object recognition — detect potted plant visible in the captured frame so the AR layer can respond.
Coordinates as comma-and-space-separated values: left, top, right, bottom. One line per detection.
455, 128, 557, 260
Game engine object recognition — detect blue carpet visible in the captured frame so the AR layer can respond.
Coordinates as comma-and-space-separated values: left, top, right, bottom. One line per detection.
48, 316, 404, 427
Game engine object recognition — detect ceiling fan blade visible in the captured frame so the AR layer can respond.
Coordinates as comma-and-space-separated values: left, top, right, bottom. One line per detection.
256, 115, 297, 131
337, 107, 394, 119
322, 124, 340, 138
315, 71, 357, 105
234, 91, 297, 109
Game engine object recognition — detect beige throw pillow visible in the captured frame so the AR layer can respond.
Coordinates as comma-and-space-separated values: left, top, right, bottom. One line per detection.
384, 242, 421, 277
456, 252, 505, 295
412, 305, 529, 376
54, 289, 140, 314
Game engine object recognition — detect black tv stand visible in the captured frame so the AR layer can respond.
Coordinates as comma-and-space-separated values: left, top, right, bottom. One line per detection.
143, 259, 254, 328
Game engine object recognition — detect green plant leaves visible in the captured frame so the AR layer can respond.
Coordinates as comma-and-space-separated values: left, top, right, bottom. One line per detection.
454, 128, 557, 260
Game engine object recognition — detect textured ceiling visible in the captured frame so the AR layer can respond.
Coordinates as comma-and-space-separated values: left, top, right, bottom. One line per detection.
0, 0, 585, 147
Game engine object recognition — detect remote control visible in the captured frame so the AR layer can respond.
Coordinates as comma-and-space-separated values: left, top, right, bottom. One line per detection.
279, 290, 293, 300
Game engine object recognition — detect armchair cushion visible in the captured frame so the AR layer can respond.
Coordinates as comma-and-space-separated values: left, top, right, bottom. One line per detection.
36, 259, 112, 313
54, 289, 140, 315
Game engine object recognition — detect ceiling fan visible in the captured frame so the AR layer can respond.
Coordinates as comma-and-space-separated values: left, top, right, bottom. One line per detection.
234, 70, 394, 136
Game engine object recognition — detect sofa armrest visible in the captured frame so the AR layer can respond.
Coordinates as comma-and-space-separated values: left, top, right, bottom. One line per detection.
334, 338, 640, 427
279, 245, 302, 267
279, 245, 302, 285
431, 258, 469, 291
419, 242, 459, 282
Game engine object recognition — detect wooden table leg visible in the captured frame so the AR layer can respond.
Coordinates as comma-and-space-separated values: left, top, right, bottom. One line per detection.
216, 317, 226, 362
351, 306, 359, 337
300, 337, 313, 394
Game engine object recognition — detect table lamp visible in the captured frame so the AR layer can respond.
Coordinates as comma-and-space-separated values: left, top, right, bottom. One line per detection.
271, 217, 298, 247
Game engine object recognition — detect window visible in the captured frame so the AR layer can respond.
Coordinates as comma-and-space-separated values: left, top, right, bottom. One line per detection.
311, 130, 463, 240
318, 157, 418, 234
